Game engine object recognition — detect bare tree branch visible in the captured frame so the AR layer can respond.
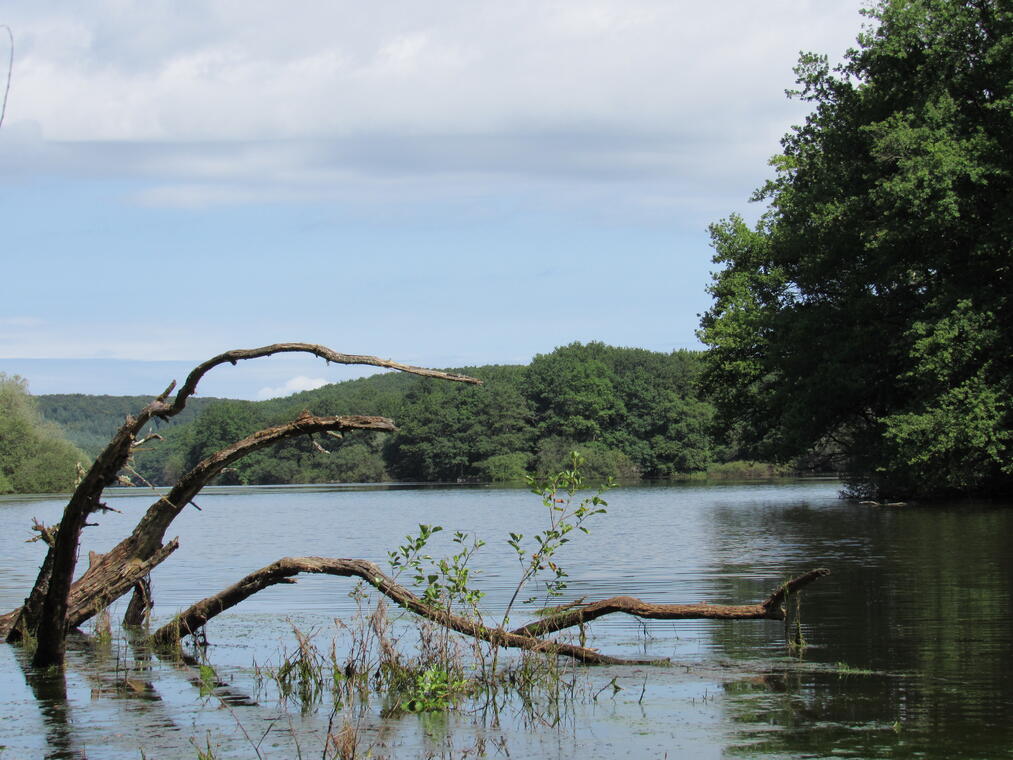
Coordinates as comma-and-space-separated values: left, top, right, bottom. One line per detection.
23, 344, 478, 667
151, 559, 830, 666
151, 556, 669, 665
170, 343, 480, 415
511, 568, 831, 638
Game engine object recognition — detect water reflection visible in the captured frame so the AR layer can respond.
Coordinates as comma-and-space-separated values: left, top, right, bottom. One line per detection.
706, 498, 1013, 758
17, 648, 79, 760
2, 483, 1012, 758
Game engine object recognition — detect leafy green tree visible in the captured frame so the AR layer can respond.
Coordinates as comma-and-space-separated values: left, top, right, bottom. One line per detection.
525, 343, 625, 443
472, 452, 531, 482
44, 343, 725, 487
37, 394, 221, 457
386, 366, 535, 481
0, 374, 89, 494
534, 436, 640, 481
700, 0, 1012, 498
179, 400, 266, 473
526, 343, 713, 477
648, 393, 714, 475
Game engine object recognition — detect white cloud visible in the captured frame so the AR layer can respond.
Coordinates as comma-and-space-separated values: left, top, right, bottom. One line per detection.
256, 375, 329, 400
0, 1, 868, 210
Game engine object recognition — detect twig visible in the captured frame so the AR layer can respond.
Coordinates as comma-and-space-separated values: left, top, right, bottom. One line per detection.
0, 26, 12, 130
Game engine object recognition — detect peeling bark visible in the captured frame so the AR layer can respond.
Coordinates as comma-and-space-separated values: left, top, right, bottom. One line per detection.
122, 577, 153, 628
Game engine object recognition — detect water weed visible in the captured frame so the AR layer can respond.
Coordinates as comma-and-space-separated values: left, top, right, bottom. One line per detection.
401, 665, 470, 712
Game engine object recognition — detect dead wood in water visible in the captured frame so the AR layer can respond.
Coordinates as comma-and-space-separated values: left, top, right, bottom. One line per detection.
3, 344, 479, 667
150, 558, 830, 666
1, 340, 831, 673
510, 567, 831, 638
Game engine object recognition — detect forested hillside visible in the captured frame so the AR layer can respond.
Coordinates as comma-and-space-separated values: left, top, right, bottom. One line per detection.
37, 394, 224, 457
34, 343, 771, 487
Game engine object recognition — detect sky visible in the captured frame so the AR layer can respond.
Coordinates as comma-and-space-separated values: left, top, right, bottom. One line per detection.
0, 1, 869, 400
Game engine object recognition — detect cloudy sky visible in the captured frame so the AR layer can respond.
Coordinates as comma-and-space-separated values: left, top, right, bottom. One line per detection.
0, 1, 868, 399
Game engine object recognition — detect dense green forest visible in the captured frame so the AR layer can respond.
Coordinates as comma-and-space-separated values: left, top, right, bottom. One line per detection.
700, 0, 1012, 499
31, 343, 777, 489
0, 374, 89, 494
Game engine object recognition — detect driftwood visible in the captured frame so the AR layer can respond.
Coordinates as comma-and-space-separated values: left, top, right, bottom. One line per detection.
3, 344, 480, 667
149, 558, 829, 666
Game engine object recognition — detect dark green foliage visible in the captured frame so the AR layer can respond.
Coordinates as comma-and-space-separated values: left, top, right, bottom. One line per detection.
534, 437, 640, 482
526, 343, 712, 478
0, 374, 89, 494
384, 365, 536, 482
32, 343, 726, 486
472, 452, 531, 483
700, 0, 1012, 499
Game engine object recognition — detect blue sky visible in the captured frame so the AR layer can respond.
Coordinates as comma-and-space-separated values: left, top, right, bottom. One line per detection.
0, 1, 867, 400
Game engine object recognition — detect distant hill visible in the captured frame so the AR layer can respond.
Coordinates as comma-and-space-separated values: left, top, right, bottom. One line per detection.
37, 394, 225, 457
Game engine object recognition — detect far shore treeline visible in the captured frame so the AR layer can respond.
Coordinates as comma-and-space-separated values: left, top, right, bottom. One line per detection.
16, 343, 791, 492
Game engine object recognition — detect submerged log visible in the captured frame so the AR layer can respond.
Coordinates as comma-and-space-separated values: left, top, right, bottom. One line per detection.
151, 558, 830, 666
511, 567, 831, 638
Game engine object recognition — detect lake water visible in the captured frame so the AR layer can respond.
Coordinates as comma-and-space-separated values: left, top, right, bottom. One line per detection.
1, 480, 1011, 759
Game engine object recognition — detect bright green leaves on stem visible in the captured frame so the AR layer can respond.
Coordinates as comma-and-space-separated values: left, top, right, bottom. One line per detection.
502, 452, 611, 623
400, 665, 470, 713
386, 453, 611, 629
380, 455, 611, 712
389, 524, 486, 613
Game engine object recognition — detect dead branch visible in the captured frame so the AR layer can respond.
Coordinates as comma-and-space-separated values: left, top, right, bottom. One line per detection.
7, 414, 397, 645
16, 344, 479, 666
151, 558, 830, 666
122, 576, 153, 628
2, 414, 396, 644
511, 568, 831, 638
151, 556, 663, 665
171, 345, 480, 414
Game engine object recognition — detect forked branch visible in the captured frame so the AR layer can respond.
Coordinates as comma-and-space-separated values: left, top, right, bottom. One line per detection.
20, 344, 479, 666
168, 344, 481, 417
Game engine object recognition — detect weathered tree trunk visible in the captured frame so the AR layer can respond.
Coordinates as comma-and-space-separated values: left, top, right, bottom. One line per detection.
149, 557, 830, 666
8, 344, 479, 667
5, 522, 58, 644
122, 577, 153, 628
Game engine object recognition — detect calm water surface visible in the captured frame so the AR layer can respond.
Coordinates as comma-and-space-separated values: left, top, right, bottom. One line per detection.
1, 481, 1011, 759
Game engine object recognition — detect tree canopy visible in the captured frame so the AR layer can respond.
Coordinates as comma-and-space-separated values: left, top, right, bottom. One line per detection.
33, 343, 734, 488
0, 374, 89, 494
699, 0, 1012, 499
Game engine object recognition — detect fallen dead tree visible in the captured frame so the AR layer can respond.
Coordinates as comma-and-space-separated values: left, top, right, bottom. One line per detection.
149, 557, 830, 665
1, 342, 830, 670
2, 343, 479, 667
